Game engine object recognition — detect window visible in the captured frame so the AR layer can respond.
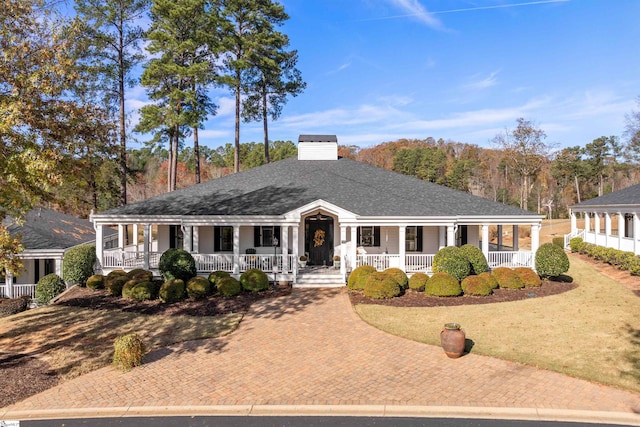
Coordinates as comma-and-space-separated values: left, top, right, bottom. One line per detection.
405, 226, 423, 252
169, 225, 184, 249
357, 226, 380, 247
254, 226, 281, 247
214, 226, 233, 252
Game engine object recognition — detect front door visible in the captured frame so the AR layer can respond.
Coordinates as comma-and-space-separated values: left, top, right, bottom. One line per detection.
305, 215, 334, 266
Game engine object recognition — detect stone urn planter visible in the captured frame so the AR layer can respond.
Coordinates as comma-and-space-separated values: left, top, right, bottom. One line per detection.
298, 256, 307, 268
440, 323, 465, 358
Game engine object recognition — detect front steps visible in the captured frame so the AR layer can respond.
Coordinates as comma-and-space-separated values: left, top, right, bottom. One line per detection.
294, 267, 345, 288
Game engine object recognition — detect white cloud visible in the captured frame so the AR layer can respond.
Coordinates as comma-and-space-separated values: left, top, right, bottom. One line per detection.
386, 0, 443, 29
463, 71, 500, 91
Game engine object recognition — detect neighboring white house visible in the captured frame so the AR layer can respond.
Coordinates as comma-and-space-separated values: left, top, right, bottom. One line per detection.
90, 135, 544, 286
566, 183, 640, 254
1, 208, 116, 299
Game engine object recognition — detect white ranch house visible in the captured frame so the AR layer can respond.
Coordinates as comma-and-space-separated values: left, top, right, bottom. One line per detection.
566, 183, 640, 254
91, 135, 543, 286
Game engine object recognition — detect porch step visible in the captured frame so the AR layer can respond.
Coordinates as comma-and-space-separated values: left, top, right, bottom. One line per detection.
295, 272, 345, 288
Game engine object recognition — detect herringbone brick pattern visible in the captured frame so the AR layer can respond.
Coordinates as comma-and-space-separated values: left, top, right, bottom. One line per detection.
5, 289, 640, 414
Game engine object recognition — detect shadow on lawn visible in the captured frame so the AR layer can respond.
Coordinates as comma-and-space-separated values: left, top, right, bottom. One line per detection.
624, 323, 640, 389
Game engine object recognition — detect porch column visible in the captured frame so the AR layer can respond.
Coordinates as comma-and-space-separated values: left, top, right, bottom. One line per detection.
618, 213, 625, 249
513, 226, 519, 251
594, 212, 600, 234
183, 226, 193, 252
233, 225, 240, 274
398, 226, 406, 271
143, 224, 150, 270
481, 225, 489, 261
95, 224, 104, 271
531, 224, 540, 257
133, 224, 139, 248
604, 213, 611, 247
634, 213, 640, 255
570, 210, 577, 234
6, 271, 13, 298
281, 225, 289, 272
446, 225, 455, 247
340, 225, 347, 277
292, 225, 300, 277
193, 227, 199, 253
118, 224, 126, 248
584, 212, 590, 233
497, 225, 503, 251
350, 226, 358, 271
438, 226, 446, 250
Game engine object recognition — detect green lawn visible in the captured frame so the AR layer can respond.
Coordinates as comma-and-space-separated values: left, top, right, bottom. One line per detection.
355, 255, 640, 392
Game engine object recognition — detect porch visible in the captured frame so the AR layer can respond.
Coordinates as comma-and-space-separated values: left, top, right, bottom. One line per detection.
566, 209, 640, 254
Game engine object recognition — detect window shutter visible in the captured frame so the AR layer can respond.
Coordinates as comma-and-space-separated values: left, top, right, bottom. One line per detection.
373, 226, 381, 247
416, 226, 423, 252
357, 227, 361, 246
214, 226, 221, 252
254, 226, 261, 247
274, 226, 281, 246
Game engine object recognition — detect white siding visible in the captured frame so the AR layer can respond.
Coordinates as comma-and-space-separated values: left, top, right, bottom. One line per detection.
298, 142, 338, 160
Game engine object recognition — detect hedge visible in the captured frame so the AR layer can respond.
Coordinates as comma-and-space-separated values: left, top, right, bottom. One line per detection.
62, 244, 96, 286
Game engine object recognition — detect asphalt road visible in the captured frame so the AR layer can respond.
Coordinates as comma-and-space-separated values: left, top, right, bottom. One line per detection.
15, 416, 635, 427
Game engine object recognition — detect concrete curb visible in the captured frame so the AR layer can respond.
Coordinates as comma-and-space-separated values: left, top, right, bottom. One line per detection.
2, 405, 640, 425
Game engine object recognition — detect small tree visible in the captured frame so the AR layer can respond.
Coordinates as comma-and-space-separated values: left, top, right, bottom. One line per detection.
535, 243, 570, 278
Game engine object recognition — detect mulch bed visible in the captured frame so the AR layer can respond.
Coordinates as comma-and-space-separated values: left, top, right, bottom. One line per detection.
349, 278, 577, 307
54, 284, 293, 317
0, 353, 59, 409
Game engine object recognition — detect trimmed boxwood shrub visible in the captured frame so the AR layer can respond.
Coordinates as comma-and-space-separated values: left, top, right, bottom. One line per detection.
217, 277, 242, 297
363, 272, 401, 299
382, 268, 408, 289
432, 246, 471, 282
514, 267, 541, 287
86, 274, 104, 290
535, 243, 570, 278
425, 272, 462, 297
492, 267, 524, 289
127, 269, 153, 281
208, 270, 231, 288
130, 281, 157, 302
159, 279, 185, 303
347, 265, 376, 290
461, 275, 493, 296
113, 333, 146, 372
569, 237, 583, 253
408, 272, 429, 291
552, 237, 565, 248
478, 271, 498, 289
459, 244, 489, 275
240, 268, 269, 292
122, 279, 138, 299
159, 248, 197, 282
62, 244, 96, 286
35, 274, 66, 305
105, 270, 128, 296
186, 276, 211, 299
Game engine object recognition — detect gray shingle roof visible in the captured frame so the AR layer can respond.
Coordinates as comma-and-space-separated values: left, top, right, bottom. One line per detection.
4, 208, 114, 250
571, 184, 640, 208
100, 158, 536, 218
298, 135, 337, 143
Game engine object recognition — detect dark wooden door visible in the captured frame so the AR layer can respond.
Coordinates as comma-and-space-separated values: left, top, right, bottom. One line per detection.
307, 218, 333, 266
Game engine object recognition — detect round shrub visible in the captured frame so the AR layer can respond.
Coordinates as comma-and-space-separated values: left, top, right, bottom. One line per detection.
62, 244, 96, 286
408, 272, 429, 291
347, 265, 376, 290
432, 246, 471, 282
127, 269, 153, 281
35, 273, 66, 305
240, 268, 269, 292
113, 333, 146, 372
535, 242, 570, 278
105, 271, 129, 296
122, 279, 138, 299
478, 271, 498, 289
208, 270, 231, 289
459, 244, 489, 275
159, 279, 185, 303
186, 276, 211, 299
514, 267, 541, 287
569, 237, 583, 253
461, 275, 493, 296
217, 277, 242, 297
363, 272, 401, 299
130, 281, 157, 302
382, 268, 408, 289
86, 274, 104, 290
159, 248, 197, 282
425, 272, 462, 297
492, 267, 524, 289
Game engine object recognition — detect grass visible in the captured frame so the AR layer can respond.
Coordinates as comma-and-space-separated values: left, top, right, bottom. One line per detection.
355, 254, 640, 392
0, 306, 242, 380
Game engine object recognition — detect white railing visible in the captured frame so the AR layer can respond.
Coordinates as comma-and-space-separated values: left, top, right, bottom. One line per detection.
0, 283, 37, 299
193, 254, 234, 272
103, 250, 161, 269
564, 229, 585, 248
405, 254, 434, 273
357, 254, 402, 271
488, 251, 533, 268
238, 254, 295, 273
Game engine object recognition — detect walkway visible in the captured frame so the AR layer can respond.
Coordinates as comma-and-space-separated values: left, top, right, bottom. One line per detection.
3, 288, 640, 423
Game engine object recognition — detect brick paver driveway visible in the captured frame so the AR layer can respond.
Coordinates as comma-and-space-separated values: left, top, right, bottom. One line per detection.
4, 288, 640, 416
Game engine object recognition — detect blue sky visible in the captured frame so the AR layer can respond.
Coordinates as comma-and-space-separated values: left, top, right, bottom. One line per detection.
127, 0, 640, 151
